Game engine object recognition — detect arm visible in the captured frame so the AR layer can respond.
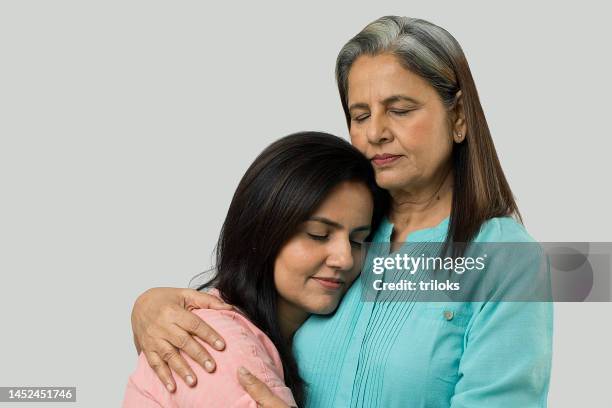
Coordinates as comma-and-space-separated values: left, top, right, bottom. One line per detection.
450, 301, 553, 407
450, 246, 554, 407
124, 309, 297, 408
131, 287, 234, 391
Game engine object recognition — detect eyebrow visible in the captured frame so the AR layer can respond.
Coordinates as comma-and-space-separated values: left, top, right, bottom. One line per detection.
382, 95, 420, 105
308, 216, 371, 233
348, 94, 421, 113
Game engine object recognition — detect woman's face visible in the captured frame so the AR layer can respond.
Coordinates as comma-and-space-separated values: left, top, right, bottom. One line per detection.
274, 180, 373, 315
346, 53, 454, 192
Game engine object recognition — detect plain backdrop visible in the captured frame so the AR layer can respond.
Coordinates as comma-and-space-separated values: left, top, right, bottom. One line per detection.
1, 1, 610, 407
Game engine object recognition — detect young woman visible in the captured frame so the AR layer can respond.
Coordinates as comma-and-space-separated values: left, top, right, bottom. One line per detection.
131, 16, 553, 407
123, 132, 387, 407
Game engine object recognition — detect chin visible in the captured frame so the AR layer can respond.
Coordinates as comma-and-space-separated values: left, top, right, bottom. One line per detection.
376, 175, 407, 191
375, 168, 417, 191
307, 299, 340, 315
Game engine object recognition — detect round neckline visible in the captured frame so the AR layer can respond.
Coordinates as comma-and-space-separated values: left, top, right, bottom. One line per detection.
380, 215, 450, 243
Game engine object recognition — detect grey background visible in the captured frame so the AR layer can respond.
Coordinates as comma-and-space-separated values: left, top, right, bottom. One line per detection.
0, 1, 610, 407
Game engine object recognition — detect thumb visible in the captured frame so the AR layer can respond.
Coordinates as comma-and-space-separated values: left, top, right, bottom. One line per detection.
237, 366, 290, 408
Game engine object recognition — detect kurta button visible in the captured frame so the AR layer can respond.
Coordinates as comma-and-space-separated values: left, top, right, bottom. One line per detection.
443, 310, 454, 321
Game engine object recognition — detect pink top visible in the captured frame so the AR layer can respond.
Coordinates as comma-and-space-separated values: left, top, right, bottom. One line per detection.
123, 291, 297, 408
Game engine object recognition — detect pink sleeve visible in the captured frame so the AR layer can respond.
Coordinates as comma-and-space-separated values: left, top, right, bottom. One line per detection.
122, 308, 297, 408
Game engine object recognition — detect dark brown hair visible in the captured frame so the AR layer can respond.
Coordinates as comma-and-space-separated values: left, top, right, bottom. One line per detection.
201, 132, 388, 405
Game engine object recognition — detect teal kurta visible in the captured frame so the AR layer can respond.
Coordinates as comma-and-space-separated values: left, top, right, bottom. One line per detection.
293, 216, 553, 407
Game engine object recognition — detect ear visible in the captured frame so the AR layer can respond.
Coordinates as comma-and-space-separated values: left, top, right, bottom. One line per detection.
452, 90, 467, 143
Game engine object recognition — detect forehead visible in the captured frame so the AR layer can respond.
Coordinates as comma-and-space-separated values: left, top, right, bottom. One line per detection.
347, 53, 434, 103
312, 182, 373, 224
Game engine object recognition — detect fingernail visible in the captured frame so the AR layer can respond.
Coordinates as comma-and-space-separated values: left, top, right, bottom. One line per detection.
186, 375, 195, 385
204, 360, 215, 372
238, 366, 249, 376
166, 383, 175, 392
214, 340, 225, 350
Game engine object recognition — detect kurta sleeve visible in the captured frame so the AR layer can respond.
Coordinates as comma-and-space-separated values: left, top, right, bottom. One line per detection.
123, 308, 297, 408
450, 243, 553, 407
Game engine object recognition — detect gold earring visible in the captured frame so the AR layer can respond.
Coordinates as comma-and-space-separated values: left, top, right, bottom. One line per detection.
455, 132, 463, 142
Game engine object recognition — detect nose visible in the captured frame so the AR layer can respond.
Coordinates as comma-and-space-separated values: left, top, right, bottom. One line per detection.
366, 111, 392, 144
326, 236, 355, 272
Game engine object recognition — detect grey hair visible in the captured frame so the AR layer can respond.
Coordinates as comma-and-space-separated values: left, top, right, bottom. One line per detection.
335, 16, 523, 249
336, 16, 467, 125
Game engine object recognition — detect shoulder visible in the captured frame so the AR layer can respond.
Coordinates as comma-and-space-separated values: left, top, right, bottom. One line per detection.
470, 217, 551, 302
474, 216, 536, 243
189, 308, 296, 405
191, 308, 283, 371
193, 289, 283, 367
125, 307, 295, 407
189, 308, 286, 384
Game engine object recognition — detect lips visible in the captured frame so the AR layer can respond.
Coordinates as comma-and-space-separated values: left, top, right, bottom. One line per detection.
312, 277, 344, 290
371, 153, 401, 166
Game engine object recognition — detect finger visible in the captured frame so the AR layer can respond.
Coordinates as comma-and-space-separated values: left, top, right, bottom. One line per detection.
144, 350, 177, 393
167, 322, 217, 372
157, 341, 198, 387
183, 289, 234, 311
237, 366, 289, 408
176, 309, 226, 352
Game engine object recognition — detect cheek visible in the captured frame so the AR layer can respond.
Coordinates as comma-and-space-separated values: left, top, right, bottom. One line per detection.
349, 127, 368, 154
273, 264, 295, 295
274, 242, 318, 296
397, 112, 452, 162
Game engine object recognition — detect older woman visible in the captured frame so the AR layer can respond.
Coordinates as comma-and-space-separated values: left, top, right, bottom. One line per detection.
130, 16, 552, 407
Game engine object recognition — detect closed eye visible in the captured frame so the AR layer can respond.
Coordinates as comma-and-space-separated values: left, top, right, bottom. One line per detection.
307, 233, 329, 241
352, 114, 370, 123
390, 109, 413, 116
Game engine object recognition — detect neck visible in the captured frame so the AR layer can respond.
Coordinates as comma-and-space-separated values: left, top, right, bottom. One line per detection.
388, 167, 453, 237
277, 298, 309, 344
